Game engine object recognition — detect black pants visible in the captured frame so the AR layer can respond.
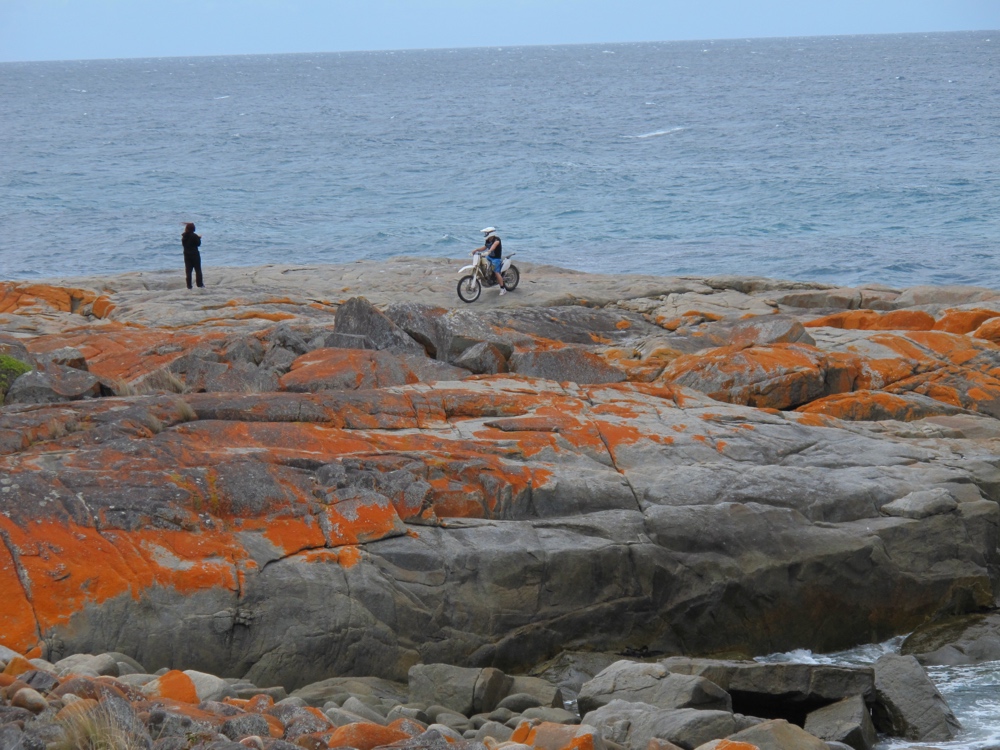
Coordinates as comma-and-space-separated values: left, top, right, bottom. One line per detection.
184, 251, 204, 288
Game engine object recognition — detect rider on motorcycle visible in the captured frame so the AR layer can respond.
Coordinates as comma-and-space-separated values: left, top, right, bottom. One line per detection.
474, 227, 508, 295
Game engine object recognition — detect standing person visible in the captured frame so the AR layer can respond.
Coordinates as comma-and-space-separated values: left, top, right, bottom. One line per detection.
181, 222, 204, 289
474, 227, 508, 295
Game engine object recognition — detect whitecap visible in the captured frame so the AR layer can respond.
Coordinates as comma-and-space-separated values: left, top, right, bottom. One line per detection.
623, 127, 685, 139
214, 95, 230, 100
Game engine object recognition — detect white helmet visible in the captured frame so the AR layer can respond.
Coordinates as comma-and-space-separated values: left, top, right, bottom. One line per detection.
480, 227, 497, 236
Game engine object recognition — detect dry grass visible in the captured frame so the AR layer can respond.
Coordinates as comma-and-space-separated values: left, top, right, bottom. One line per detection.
133, 368, 186, 395
53, 702, 150, 750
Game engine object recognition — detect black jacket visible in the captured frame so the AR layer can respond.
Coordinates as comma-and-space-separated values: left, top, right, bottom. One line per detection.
182, 232, 201, 254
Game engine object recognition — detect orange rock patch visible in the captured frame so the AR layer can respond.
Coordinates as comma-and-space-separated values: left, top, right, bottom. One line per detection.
805, 309, 935, 331
933, 309, 1000, 334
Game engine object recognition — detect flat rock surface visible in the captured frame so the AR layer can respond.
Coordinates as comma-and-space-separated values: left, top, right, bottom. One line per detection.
3, 260, 1000, 689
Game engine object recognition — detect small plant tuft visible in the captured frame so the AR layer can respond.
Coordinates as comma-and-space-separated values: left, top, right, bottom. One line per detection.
134, 368, 186, 395
53, 701, 151, 750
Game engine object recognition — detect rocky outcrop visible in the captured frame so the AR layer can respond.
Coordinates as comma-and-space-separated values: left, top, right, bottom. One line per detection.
2, 260, 1000, 704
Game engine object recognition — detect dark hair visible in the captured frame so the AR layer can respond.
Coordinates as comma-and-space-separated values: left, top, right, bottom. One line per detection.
184, 223, 196, 233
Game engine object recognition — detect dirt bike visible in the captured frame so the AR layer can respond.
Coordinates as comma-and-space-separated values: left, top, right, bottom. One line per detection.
457, 251, 520, 303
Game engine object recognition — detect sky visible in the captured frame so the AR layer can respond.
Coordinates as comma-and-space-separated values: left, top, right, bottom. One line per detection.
0, 0, 998, 62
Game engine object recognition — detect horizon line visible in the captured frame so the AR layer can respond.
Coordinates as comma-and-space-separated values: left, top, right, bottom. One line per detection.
0, 27, 993, 65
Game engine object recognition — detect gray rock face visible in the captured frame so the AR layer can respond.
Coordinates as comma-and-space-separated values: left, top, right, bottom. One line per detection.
881, 489, 958, 519
508, 676, 563, 709
659, 659, 873, 720
509, 348, 626, 384
454, 342, 509, 375
901, 611, 1000, 666
584, 700, 736, 750
35, 347, 88, 371
871, 654, 961, 742
803, 696, 877, 750
409, 665, 512, 717
335, 296, 424, 352
5, 364, 100, 404
578, 661, 731, 715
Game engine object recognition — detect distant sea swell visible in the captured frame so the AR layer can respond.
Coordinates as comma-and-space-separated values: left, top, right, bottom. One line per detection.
0, 31, 998, 287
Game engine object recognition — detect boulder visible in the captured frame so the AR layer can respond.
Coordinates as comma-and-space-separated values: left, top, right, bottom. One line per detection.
880, 489, 957, 520
776, 288, 863, 310
508, 676, 564, 709
509, 348, 626, 384
291, 676, 408, 706
35, 346, 88, 371
802, 696, 877, 750
725, 718, 828, 750
454, 342, 509, 375
324, 332, 376, 350
578, 661, 731, 714
4, 364, 100, 404
583, 700, 736, 750
659, 659, 873, 720
901, 611, 1000, 666
185, 669, 235, 702
659, 343, 858, 410
870, 654, 960, 742
409, 665, 512, 717
335, 297, 424, 352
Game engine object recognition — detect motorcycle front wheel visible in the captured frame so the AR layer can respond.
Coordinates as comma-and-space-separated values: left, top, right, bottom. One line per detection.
502, 264, 520, 291
457, 275, 482, 303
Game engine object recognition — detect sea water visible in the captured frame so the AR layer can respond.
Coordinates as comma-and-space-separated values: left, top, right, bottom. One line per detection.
1, 31, 998, 285
760, 639, 1000, 749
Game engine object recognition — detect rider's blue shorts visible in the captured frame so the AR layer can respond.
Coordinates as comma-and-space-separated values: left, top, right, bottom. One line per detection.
489, 256, 503, 274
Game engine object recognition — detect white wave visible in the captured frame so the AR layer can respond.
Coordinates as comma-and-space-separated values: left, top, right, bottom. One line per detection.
623, 127, 684, 139
214, 95, 230, 100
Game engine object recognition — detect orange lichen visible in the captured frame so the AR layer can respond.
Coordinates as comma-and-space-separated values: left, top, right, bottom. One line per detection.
933, 309, 1000, 335
805, 309, 935, 331
615, 320, 631, 329
262, 518, 326, 555
328, 722, 411, 750
143, 670, 199, 704
3, 656, 34, 677
795, 412, 835, 428
336, 546, 362, 568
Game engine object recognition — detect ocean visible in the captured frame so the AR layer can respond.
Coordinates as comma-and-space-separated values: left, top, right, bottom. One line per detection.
1, 31, 998, 286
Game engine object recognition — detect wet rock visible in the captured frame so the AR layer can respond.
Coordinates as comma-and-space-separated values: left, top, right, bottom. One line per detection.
901, 611, 1000, 666
871, 654, 961, 742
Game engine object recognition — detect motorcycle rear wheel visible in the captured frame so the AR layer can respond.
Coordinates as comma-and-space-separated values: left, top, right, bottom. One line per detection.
457, 275, 482, 303
502, 264, 520, 291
